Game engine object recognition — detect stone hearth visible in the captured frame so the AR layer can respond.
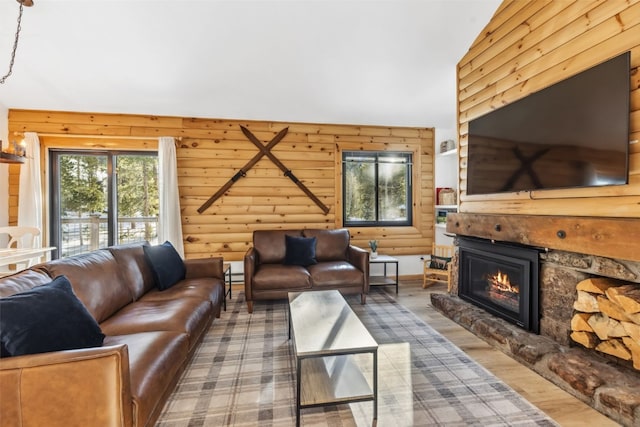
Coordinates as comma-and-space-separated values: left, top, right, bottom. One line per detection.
435, 244, 640, 426
431, 294, 640, 426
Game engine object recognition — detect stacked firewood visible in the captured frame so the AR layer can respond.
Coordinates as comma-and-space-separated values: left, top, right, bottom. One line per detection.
571, 278, 640, 370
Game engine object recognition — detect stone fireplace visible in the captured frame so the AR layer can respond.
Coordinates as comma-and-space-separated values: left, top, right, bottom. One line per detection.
431, 213, 640, 426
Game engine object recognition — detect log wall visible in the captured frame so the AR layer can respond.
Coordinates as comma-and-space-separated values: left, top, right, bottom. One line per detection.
7, 110, 435, 260
7, 164, 19, 224
458, 0, 640, 217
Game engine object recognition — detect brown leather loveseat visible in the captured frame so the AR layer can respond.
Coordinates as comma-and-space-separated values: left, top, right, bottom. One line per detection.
243, 228, 369, 313
0, 242, 225, 427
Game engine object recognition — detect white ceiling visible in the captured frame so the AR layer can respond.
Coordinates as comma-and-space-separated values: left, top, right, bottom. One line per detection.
0, 0, 500, 129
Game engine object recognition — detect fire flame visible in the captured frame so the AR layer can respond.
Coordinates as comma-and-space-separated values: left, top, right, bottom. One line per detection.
489, 270, 519, 294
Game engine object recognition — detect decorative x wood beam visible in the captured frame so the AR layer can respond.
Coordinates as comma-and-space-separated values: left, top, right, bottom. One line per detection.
240, 126, 330, 215
197, 126, 330, 215
197, 127, 289, 214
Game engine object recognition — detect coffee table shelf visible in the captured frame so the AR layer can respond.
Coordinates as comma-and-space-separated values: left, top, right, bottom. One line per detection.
300, 355, 373, 406
288, 290, 378, 427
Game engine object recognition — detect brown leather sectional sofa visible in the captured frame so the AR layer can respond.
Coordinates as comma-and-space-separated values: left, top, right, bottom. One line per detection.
0, 242, 225, 427
243, 228, 369, 313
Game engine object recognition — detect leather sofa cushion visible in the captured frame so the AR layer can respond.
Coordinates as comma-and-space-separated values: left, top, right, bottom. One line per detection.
0, 269, 53, 297
252, 264, 311, 291
106, 243, 155, 300
303, 229, 349, 262
253, 230, 303, 264
307, 261, 365, 287
141, 278, 224, 310
104, 331, 188, 427
99, 298, 212, 350
41, 251, 133, 323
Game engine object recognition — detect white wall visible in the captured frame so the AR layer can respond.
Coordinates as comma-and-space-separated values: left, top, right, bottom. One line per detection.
378, 255, 425, 276
0, 104, 8, 227
434, 127, 457, 187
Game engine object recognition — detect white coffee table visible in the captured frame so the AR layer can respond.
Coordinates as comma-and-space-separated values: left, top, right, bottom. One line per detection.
288, 290, 378, 426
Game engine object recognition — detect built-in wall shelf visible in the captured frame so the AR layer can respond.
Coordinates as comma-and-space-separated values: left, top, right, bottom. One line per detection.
438, 148, 457, 157
436, 205, 457, 229
0, 152, 25, 164
0, 140, 26, 164
435, 138, 457, 245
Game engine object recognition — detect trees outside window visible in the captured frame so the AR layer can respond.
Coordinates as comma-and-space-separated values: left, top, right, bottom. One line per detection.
50, 150, 159, 258
343, 151, 412, 227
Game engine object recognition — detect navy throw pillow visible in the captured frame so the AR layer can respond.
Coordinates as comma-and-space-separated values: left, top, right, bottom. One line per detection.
0, 275, 105, 357
284, 235, 317, 266
143, 241, 186, 290
429, 255, 451, 270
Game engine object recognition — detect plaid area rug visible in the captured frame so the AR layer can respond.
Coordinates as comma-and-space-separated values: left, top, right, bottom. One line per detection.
157, 290, 558, 426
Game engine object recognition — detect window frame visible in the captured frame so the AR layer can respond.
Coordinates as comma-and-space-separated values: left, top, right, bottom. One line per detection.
342, 150, 413, 227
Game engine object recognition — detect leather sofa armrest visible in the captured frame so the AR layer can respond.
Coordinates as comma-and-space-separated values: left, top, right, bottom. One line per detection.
0, 344, 133, 427
184, 257, 223, 280
348, 245, 370, 292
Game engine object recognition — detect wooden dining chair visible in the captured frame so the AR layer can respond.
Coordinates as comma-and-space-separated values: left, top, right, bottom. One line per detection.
423, 243, 454, 291
0, 226, 42, 270
0, 226, 40, 249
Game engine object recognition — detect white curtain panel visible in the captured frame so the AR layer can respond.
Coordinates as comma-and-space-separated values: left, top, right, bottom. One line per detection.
17, 132, 42, 248
158, 137, 184, 257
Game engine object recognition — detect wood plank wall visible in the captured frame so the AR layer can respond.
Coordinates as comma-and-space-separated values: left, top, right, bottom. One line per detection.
458, 0, 640, 217
7, 110, 434, 260
7, 165, 19, 223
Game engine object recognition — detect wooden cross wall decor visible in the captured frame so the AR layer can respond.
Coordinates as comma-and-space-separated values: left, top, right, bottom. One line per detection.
197, 126, 330, 215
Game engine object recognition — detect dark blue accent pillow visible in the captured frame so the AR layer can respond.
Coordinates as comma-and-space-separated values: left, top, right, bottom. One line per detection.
0, 275, 105, 357
143, 241, 185, 290
284, 235, 317, 266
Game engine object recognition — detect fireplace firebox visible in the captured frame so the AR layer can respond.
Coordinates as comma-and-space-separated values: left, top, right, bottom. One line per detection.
458, 237, 540, 333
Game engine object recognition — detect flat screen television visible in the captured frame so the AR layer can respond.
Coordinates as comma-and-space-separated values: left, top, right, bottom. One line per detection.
467, 51, 630, 196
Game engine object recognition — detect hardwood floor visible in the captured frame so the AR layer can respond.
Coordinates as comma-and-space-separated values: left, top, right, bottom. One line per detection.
390, 280, 620, 427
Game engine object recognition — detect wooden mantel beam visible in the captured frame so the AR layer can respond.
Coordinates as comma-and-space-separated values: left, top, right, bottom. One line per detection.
446, 213, 640, 262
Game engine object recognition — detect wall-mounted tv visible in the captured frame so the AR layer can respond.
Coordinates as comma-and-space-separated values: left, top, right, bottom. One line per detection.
467, 51, 630, 196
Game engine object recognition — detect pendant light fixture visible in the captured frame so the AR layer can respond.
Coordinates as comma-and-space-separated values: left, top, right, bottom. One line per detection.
1, 0, 34, 85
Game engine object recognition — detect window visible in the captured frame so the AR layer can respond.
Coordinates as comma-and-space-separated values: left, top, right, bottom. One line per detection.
50, 150, 159, 258
342, 151, 412, 227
